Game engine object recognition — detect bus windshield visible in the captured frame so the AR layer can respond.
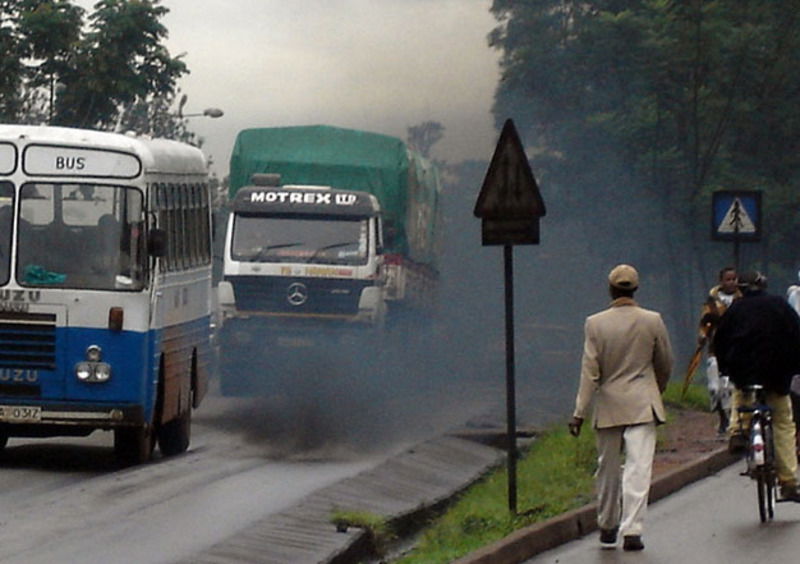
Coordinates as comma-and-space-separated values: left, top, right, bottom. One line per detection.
0, 182, 14, 286
17, 183, 146, 291
231, 215, 369, 265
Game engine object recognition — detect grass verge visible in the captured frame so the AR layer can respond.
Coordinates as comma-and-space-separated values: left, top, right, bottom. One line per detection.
389, 381, 708, 563
330, 509, 396, 555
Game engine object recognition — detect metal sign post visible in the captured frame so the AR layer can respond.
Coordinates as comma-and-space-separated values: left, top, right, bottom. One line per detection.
474, 119, 546, 513
502, 243, 517, 511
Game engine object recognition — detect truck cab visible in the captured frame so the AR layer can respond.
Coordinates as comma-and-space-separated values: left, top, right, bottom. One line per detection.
218, 174, 387, 343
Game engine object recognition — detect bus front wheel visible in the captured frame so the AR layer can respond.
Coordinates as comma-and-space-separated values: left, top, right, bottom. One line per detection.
114, 425, 155, 465
157, 407, 191, 456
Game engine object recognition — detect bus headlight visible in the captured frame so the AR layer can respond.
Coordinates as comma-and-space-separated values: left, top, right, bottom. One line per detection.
76, 362, 92, 381
94, 363, 112, 382
75, 361, 112, 383
75, 346, 112, 383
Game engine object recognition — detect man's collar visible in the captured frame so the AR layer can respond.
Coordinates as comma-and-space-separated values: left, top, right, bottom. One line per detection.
742, 289, 766, 298
610, 297, 637, 307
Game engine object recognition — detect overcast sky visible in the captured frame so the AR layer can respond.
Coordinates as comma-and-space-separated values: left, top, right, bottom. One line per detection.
76, 0, 502, 175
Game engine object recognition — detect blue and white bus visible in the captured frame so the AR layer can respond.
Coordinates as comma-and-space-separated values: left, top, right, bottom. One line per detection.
0, 125, 212, 464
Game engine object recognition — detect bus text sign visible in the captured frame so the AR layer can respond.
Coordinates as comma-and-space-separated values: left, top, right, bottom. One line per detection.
23, 146, 141, 179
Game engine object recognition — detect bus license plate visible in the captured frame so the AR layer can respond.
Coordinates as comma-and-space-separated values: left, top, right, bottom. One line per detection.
0, 405, 42, 422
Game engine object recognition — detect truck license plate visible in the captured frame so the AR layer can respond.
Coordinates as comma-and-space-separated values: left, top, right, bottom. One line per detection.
0, 405, 42, 422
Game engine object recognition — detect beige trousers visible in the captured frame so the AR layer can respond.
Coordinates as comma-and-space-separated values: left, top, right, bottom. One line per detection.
729, 388, 798, 487
596, 422, 656, 537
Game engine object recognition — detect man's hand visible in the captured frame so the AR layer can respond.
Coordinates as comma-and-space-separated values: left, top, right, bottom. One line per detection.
568, 416, 583, 437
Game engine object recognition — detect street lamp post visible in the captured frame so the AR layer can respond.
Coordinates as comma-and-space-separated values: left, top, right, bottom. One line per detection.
181, 108, 224, 119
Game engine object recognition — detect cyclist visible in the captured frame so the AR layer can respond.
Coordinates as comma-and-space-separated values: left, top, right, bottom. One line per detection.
714, 270, 800, 502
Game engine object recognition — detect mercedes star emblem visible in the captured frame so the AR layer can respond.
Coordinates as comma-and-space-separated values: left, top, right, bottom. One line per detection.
286, 282, 309, 306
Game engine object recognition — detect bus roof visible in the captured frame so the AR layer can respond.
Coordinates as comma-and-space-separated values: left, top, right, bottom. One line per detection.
0, 124, 207, 176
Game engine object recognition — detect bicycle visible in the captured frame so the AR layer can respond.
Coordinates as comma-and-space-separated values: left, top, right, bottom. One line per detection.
737, 384, 786, 522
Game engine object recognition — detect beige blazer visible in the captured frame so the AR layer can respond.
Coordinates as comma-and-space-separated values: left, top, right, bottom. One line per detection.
573, 297, 674, 429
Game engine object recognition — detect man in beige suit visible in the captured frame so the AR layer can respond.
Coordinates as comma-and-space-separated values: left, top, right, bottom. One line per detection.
569, 264, 673, 552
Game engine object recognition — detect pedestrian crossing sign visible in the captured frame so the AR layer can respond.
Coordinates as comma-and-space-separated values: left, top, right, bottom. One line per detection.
711, 190, 761, 241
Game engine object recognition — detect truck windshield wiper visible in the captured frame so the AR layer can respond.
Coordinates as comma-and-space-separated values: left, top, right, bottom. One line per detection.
257, 242, 306, 260
306, 242, 357, 263
263, 242, 303, 251
239, 242, 303, 261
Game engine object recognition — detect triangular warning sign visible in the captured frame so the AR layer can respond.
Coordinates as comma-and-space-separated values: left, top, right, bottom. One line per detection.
718, 197, 756, 234
474, 119, 545, 220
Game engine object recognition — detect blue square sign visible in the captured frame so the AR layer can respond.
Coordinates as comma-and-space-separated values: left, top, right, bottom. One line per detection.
711, 190, 761, 241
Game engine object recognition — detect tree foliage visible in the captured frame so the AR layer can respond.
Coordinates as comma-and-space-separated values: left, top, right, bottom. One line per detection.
0, 0, 189, 135
407, 120, 445, 158
55, 0, 186, 129
491, 1, 800, 185
489, 0, 800, 340
0, 1, 28, 120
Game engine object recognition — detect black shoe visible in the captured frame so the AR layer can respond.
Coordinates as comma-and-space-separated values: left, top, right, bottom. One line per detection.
779, 484, 800, 502
728, 433, 747, 455
599, 527, 618, 549
623, 535, 644, 551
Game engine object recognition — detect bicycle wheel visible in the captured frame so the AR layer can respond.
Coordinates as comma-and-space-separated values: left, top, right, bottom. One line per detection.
763, 424, 776, 519
766, 473, 775, 519
757, 472, 769, 522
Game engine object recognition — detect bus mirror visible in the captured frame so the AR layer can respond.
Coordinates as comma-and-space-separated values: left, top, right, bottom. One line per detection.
148, 228, 167, 257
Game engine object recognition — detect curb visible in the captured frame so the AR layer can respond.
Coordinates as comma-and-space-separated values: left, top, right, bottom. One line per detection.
182, 436, 505, 564
452, 447, 737, 564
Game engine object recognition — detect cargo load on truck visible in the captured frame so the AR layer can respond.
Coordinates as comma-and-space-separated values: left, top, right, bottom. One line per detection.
217, 125, 442, 396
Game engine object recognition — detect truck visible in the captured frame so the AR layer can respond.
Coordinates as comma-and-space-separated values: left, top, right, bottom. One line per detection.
217, 125, 441, 395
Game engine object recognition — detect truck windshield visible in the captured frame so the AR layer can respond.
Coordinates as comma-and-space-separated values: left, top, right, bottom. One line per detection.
0, 182, 13, 286
17, 183, 146, 291
232, 215, 369, 265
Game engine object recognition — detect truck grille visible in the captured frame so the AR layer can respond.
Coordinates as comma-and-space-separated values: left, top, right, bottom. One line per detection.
0, 311, 57, 370
227, 276, 370, 315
